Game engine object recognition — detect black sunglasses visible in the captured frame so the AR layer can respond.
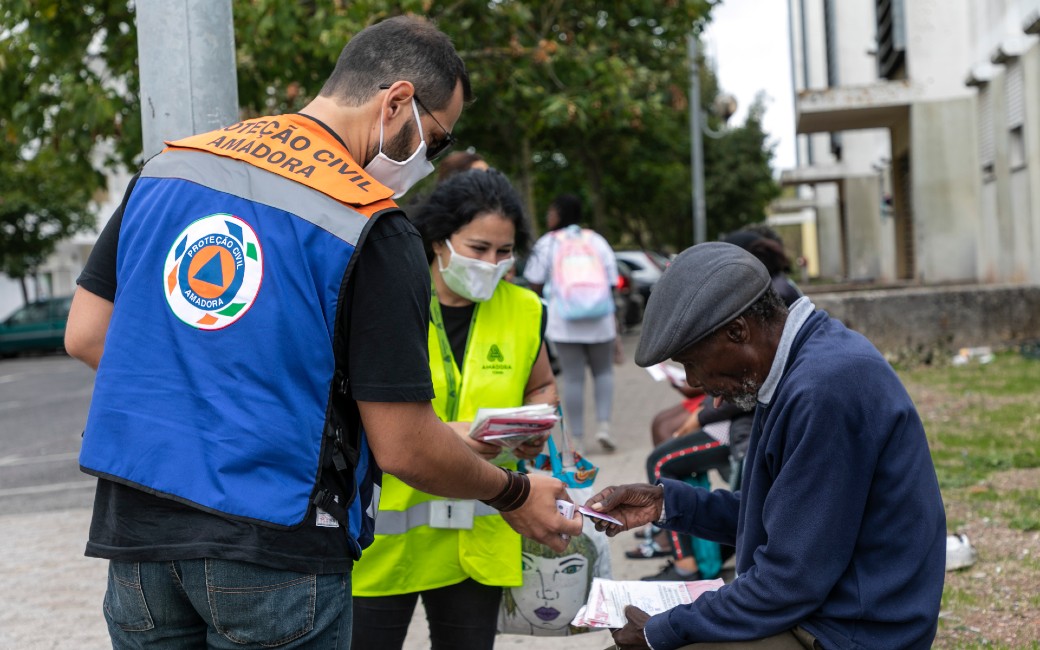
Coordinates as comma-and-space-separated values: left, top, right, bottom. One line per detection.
379, 83, 457, 161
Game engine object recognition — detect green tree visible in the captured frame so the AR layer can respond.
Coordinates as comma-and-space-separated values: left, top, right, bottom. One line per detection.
0, 149, 96, 302
703, 93, 781, 241
2, 0, 778, 275
0, 0, 138, 301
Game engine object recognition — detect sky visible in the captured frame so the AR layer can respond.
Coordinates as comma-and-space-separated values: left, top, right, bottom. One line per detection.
702, 0, 797, 175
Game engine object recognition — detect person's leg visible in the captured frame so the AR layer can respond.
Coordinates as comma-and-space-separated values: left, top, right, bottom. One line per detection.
679, 627, 815, 649
605, 629, 814, 650
107, 558, 353, 650
554, 341, 589, 449
421, 579, 502, 650
351, 591, 421, 650
651, 403, 690, 447
586, 339, 616, 450
184, 558, 351, 649
104, 559, 208, 649
643, 433, 731, 579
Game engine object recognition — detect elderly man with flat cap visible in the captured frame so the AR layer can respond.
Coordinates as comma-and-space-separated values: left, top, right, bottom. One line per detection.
587, 242, 946, 650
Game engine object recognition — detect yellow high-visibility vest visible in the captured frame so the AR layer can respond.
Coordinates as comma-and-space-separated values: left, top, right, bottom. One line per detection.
353, 280, 544, 596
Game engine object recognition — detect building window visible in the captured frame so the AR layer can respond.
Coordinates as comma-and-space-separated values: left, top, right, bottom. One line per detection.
1006, 61, 1025, 130
978, 86, 995, 176
875, 0, 907, 79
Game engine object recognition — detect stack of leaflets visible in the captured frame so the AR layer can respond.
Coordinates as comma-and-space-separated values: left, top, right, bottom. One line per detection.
468, 404, 559, 448
571, 577, 725, 629
645, 362, 688, 388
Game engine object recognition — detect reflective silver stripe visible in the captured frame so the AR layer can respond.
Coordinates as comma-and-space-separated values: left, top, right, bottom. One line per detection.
142, 149, 369, 245
374, 500, 499, 535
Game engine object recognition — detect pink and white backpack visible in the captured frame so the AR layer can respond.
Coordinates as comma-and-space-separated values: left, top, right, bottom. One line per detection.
551, 227, 614, 320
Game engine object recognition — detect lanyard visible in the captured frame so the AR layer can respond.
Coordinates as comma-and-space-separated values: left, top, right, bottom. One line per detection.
429, 281, 479, 421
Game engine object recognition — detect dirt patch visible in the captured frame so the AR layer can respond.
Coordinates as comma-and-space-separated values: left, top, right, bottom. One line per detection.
936, 468, 1040, 648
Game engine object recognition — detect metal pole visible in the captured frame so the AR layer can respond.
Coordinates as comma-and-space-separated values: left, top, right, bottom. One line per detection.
688, 34, 707, 245
137, 0, 239, 159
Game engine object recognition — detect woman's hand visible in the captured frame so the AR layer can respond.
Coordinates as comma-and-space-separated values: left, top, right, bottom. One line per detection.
512, 432, 549, 461
447, 421, 502, 460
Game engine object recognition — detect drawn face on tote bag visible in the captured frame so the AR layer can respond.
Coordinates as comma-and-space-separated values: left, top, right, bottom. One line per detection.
513, 550, 590, 631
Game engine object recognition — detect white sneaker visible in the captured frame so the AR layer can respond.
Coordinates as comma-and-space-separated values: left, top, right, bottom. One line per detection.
595, 428, 616, 452
945, 534, 978, 571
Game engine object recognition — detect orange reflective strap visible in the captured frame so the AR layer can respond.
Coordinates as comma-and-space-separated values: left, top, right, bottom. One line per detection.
164, 114, 396, 211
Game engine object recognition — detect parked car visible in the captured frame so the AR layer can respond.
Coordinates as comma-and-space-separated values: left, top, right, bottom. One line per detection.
614, 258, 645, 332
0, 295, 73, 357
613, 249, 671, 303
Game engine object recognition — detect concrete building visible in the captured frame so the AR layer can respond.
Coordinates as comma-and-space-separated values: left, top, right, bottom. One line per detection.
785, 0, 1040, 286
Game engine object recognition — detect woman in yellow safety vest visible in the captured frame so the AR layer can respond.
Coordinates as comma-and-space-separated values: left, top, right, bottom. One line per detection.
352, 169, 557, 649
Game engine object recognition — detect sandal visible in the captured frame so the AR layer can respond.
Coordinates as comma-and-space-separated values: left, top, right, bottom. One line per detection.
625, 540, 673, 559
634, 524, 661, 540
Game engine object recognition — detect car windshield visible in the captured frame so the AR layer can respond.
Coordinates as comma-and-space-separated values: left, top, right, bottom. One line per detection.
646, 251, 670, 271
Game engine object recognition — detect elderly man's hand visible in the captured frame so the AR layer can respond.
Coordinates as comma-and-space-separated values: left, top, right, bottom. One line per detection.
611, 606, 652, 649
583, 483, 665, 536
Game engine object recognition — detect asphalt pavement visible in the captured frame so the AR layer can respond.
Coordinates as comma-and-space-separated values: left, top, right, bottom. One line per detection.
0, 330, 706, 649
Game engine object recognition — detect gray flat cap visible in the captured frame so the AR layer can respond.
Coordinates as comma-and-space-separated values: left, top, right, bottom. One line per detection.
635, 242, 770, 367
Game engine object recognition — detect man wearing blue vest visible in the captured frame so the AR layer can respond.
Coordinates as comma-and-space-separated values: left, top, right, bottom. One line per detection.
65, 16, 581, 649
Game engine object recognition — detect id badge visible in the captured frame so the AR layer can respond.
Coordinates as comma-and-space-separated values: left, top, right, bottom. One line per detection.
428, 500, 475, 529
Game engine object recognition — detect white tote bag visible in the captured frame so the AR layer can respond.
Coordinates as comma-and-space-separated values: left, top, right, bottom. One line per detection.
498, 434, 613, 636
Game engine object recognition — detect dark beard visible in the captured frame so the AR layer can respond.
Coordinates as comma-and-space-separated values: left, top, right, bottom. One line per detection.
366, 119, 416, 165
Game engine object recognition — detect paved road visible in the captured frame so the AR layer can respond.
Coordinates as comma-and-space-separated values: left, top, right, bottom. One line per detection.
0, 354, 97, 515
0, 331, 697, 648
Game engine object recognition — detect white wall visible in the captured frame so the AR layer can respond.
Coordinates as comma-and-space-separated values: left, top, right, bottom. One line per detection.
904, 0, 976, 102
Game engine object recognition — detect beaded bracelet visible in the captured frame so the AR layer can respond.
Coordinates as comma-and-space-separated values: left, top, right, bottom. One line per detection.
480, 466, 531, 512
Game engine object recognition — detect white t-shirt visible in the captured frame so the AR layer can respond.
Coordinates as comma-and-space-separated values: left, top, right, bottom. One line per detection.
523, 226, 618, 344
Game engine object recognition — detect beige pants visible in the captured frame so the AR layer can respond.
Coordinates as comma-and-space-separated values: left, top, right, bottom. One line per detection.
606, 626, 820, 650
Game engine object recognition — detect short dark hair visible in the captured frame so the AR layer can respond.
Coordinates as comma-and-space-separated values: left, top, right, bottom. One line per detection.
550, 193, 583, 229
743, 286, 787, 326
747, 237, 792, 275
320, 15, 471, 110
410, 169, 532, 263
741, 223, 783, 244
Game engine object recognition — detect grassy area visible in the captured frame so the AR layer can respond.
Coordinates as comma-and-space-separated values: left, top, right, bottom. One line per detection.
896, 350, 1040, 647
899, 352, 1040, 530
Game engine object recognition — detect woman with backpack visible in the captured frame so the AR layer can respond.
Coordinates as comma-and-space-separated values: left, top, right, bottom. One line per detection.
522, 193, 620, 454
351, 169, 558, 650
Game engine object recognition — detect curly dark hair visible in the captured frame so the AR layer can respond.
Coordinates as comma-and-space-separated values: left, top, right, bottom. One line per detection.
409, 169, 532, 263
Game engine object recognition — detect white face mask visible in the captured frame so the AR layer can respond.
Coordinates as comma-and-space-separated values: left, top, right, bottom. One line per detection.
364, 99, 435, 199
438, 239, 514, 303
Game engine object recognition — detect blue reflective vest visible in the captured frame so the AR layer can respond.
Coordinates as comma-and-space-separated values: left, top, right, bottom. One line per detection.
80, 114, 397, 555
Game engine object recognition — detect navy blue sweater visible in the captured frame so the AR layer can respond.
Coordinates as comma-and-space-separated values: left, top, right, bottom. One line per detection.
645, 311, 946, 650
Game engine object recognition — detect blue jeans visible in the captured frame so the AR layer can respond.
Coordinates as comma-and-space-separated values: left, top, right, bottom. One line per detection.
104, 559, 351, 649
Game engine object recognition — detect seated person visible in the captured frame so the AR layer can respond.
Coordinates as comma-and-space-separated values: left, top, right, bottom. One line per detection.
633, 396, 752, 583
587, 242, 946, 650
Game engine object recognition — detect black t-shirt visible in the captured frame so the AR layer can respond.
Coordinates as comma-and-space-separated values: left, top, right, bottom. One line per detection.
77, 167, 434, 574
439, 303, 476, 368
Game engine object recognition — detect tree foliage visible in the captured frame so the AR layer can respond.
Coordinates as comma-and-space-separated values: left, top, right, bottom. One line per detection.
0, 0, 138, 290
1, 0, 779, 274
